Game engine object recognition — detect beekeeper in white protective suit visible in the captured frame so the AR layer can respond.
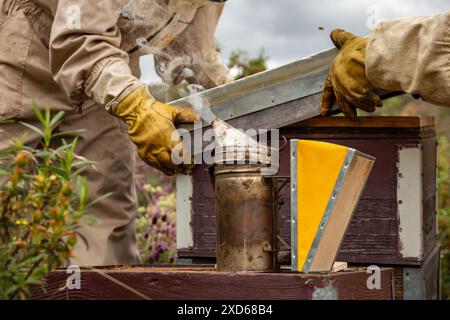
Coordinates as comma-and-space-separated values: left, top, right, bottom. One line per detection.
0, 0, 232, 266
320, 12, 450, 119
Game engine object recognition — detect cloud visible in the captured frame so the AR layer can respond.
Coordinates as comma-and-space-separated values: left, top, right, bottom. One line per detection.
141, 0, 450, 82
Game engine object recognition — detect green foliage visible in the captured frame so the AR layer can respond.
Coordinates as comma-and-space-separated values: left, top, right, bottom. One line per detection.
359, 95, 414, 117
0, 104, 92, 300
228, 49, 269, 80
438, 136, 450, 299
366, 95, 450, 299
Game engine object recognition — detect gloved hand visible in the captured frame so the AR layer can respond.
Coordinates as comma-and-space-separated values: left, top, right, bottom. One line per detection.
114, 86, 199, 176
320, 29, 383, 120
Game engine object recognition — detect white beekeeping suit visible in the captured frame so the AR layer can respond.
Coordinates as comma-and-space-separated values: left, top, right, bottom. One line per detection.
119, 0, 232, 88
366, 11, 450, 107
321, 11, 450, 119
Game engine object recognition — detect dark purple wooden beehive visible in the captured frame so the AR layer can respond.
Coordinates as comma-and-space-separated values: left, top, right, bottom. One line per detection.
177, 116, 438, 268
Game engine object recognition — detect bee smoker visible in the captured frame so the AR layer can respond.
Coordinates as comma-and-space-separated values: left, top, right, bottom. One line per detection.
210, 120, 289, 272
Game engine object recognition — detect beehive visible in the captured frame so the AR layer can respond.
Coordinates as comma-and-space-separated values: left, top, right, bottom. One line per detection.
177, 117, 438, 269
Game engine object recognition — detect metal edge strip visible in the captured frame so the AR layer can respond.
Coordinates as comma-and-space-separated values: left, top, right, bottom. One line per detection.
171, 48, 337, 107
302, 148, 356, 274
177, 70, 330, 132
172, 48, 339, 131
290, 139, 299, 272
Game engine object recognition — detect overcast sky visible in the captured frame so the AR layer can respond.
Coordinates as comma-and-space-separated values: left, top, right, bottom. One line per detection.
140, 0, 450, 83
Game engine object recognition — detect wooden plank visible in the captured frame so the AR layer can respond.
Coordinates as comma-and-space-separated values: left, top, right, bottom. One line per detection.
31, 267, 394, 300
422, 246, 440, 300
332, 262, 348, 273
421, 138, 438, 259
281, 128, 436, 140
295, 116, 435, 129
393, 268, 404, 300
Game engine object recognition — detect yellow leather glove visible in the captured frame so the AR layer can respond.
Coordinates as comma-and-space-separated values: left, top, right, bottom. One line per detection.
114, 86, 199, 176
320, 29, 383, 120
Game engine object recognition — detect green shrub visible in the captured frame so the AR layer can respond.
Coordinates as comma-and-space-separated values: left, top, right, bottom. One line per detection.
0, 104, 94, 300
438, 136, 450, 299
227, 49, 269, 80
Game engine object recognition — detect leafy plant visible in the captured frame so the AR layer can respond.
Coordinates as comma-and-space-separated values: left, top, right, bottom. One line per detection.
228, 49, 269, 80
438, 136, 450, 299
0, 104, 94, 300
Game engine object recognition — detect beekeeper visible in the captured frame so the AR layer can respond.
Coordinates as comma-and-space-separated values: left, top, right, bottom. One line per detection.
0, 0, 232, 265
321, 11, 450, 119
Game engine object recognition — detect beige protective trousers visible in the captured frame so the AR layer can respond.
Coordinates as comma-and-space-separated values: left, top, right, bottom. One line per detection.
0, 106, 140, 266
0, 1, 139, 266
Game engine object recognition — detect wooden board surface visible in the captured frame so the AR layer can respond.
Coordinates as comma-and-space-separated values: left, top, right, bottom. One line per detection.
421, 138, 438, 260
31, 267, 394, 300
296, 117, 435, 129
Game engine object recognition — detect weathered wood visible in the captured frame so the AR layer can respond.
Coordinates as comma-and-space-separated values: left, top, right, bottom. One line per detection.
421, 138, 438, 260
400, 246, 440, 300
296, 116, 435, 128
31, 266, 394, 300
393, 268, 404, 300
332, 262, 348, 273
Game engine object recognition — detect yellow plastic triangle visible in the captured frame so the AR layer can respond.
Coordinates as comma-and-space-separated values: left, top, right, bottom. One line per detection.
296, 140, 349, 271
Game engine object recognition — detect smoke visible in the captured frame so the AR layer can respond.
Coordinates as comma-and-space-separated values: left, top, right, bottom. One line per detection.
118, 0, 173, 54
117, 0, 225, 124
118, 0, 211, 86
186, 91, 216, 125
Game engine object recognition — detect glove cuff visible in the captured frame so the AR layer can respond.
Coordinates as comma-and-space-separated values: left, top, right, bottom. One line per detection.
114, 85, 156, 125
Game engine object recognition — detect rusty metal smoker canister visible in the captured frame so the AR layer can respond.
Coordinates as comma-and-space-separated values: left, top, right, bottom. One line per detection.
215, 164, 274, 272
211, 119, 275, 272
